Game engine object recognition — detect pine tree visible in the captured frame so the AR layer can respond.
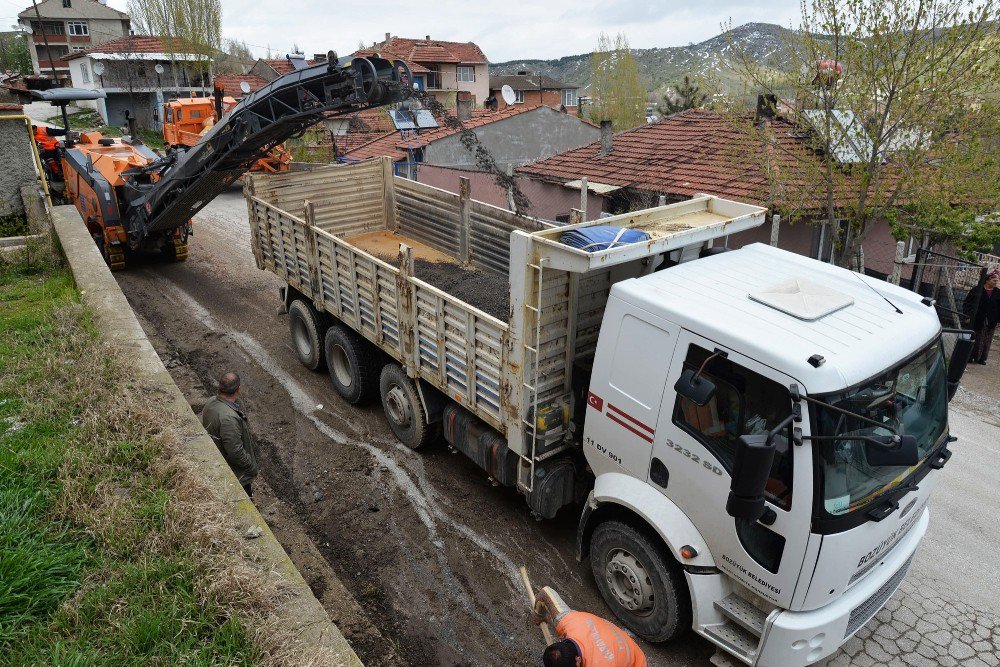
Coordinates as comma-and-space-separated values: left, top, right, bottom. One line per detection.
658, 76, 708, 115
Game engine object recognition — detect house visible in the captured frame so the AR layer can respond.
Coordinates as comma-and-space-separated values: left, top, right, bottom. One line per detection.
490, 73, 578, 111
355, 34, 489, 108
247, 54, 320, 82
517, 109, 904, 273
64, 35, 209, 129
17, 0, 130, 81
345, 104, 599, 178
213, 73, 268, 98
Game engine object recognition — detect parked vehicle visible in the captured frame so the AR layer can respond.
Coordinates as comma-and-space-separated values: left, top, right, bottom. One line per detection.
246, 159, 970, 667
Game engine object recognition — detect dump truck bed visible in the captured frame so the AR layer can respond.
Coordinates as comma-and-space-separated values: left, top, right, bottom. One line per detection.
245, 159, 766, 457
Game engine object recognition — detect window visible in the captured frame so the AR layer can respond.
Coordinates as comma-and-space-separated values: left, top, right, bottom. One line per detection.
426, 64, 441, 89
190, 110, 202, 119
514, 89, 524, 103
70, 46, 87, 52
67, 21, 89, 36
31, 21, 65, 36
80, 62, 89, 83
562, 89, 578, 106
457, 65, 475, 82
165, 107, 174, 123
63, 0, 71, 7
674, 345, 794, 510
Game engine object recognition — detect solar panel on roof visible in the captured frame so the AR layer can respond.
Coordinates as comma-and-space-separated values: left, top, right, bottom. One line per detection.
413, 110, 438, 128
390, 109, 416, 130
802, 109, 872, 164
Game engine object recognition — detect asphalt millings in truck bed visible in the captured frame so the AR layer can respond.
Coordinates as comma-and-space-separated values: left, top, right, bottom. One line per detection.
412, 259, 510, 322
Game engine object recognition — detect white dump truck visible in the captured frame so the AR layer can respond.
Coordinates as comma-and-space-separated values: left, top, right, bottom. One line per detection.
244, 159, 969, 666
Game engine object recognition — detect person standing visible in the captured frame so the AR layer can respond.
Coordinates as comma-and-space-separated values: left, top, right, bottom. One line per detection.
201, 371, 259, 498
963, 269, 1000, 365
532, 587, 647, 667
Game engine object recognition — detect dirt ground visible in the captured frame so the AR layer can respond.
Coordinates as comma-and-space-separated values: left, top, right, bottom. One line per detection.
114, 189, 1000, 667
115, 189, 713, 667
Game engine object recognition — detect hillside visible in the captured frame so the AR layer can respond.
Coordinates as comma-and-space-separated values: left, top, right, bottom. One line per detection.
491, 23, 807, 98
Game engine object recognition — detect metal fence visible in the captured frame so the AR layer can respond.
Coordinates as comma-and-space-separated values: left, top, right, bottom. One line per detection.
897, 248, 986, 329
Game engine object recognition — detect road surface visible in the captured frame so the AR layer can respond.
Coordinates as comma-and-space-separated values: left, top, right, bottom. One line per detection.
115, 188, 1000, 667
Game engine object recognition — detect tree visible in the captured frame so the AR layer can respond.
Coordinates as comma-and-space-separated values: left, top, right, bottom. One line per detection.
0, 31, 31, 74
588, 32, 645, 131
726, 0, 1000, 267
214, 38, 252, 75
128, 0, 222, 92
659, 75, 708, 115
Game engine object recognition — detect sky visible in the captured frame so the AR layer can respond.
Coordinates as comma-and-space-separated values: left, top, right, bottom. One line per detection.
90, 0, 804, 63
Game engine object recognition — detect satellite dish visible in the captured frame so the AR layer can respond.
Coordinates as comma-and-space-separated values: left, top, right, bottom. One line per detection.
239, 81, 251, 94
154, 63, 164, 74
500, 85, 516, 105
92, 61, 105, 76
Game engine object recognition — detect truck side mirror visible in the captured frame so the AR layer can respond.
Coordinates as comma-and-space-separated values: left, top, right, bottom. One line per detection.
726, 434, 776, 522
865, 434, 918, 467
946, 333, 973, 401
674, 369, 716, 407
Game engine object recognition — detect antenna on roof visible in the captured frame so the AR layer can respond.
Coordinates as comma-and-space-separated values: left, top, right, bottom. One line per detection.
849, 269, 903, 314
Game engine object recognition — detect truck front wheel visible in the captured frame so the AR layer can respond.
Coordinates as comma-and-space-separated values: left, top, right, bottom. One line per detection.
325, 325, 379, 404
288, 300, 325, 371
379, 364, 434, 449
590, 520, 690, 643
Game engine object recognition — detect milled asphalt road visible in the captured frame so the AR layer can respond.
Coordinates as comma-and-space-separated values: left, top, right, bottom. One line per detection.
121, 190, 1000, 667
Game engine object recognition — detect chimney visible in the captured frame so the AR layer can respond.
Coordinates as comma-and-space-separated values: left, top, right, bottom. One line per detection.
385, 32, 391, 42
456, 98, 473, 121
755, 93, 777, 124
598, 120, 613, 156
425, 35, 431, 41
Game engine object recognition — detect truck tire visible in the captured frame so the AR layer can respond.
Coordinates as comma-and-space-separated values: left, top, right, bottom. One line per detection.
288, 300, 325, 371
324, 325, 379, 404
590, 520, 690, 643
379, 364, 434, 449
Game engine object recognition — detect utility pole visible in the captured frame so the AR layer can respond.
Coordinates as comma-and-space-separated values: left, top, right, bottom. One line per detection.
30, 0, 60, 80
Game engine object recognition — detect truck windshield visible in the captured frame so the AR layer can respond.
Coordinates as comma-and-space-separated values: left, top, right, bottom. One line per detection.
814, 338, 947, 517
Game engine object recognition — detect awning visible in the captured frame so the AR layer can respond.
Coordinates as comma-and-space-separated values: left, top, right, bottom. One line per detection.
563, 179, 621, 194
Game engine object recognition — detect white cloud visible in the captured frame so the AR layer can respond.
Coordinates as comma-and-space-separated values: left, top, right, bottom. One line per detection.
106, 0, 802, 62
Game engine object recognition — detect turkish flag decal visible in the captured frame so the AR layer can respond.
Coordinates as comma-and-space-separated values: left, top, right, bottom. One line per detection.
588, 392, 604, 412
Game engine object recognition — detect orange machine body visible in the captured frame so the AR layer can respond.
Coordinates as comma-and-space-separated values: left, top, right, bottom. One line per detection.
60, 131, 189, 269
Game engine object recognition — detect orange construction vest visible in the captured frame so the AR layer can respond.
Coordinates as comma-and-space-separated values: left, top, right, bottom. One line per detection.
556, 611, 647, 667
34, 126, 58, 151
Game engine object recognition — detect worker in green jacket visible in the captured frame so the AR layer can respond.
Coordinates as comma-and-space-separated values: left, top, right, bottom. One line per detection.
202, 371, 259, 498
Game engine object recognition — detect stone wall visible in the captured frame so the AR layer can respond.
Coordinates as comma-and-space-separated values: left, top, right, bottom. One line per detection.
0, 104, 37, 217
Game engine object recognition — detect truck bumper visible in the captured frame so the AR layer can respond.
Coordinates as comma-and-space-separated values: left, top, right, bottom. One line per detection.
755, 508, 928, 667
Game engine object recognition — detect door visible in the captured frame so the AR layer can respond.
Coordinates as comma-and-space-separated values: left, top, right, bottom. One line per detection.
652, 331, 812, 608
585, 297, 680, 481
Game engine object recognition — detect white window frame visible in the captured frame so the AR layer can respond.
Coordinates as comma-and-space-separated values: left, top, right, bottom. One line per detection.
562, 89, 578, 106
514, 89, 524, 103
67, 21, 89, 36
80, 61, 90, 83
457, 65, 475, 83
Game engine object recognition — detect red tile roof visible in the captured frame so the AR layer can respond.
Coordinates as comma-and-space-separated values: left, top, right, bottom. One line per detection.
346, 104, 542, 161
356, 36, 488, 64
213, 73, 268, 97
517, 109, 856, 210
64, 35, 198, 60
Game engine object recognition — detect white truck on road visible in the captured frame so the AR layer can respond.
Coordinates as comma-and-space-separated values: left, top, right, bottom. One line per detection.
244, 159, 969, 666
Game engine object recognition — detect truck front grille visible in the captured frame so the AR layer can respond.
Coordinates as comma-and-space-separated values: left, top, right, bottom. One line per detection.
845, 554, 913, 637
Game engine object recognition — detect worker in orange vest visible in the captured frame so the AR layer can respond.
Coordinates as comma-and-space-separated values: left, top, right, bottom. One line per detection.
33, 124, 66, 177
532, 587, 647, 667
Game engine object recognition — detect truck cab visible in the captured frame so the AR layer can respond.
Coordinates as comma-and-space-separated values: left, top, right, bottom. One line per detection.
578, 243, 954, 665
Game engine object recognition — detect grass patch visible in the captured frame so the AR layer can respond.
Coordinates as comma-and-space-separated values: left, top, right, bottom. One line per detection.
0, 263, 274, 664
0, 212, 28, 238
95, 125, 166, 151
44, 109, 104, 131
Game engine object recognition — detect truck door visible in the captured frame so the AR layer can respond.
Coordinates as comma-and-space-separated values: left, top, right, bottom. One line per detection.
653, 332, 811, 609
585, 297, 680, 481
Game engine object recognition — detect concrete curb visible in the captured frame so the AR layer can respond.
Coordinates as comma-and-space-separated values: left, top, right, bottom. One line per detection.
50, 206, 363, 666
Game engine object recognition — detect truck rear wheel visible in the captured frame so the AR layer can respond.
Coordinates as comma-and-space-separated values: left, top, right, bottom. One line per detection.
288, 300, 325, 371
379, 364, 434, 449
590, 520, 690, 643
325, 325, 379, 404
